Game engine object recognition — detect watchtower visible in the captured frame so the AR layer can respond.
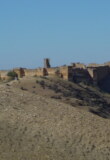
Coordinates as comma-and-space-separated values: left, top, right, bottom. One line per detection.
44, 58, 51, 68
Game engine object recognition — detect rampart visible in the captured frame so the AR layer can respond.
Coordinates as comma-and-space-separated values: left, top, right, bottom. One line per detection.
46, 68, 58, 77
71, 63, 86, 69
0, 59, 110, 85
87, 63, 103, 67
0, 70, 9, 80
13, 68, 25, 78
24, 69, 37, 77
104, 62, 110, 66
60, 66, 73, 80
72, 68, 92, 83
36, 68, 46, 77
87, 66, 110, 84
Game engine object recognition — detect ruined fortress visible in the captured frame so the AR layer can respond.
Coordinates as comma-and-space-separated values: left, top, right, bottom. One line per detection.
0, 58, 110, 85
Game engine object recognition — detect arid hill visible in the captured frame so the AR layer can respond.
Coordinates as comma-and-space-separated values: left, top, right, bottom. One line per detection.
0, 77, 110, 160
12, 76, 110, 118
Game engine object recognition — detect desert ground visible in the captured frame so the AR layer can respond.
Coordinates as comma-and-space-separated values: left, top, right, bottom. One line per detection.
0, 76, 110, 160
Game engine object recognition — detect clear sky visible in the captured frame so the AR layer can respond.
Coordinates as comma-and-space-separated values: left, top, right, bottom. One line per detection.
0, 0, 110, 69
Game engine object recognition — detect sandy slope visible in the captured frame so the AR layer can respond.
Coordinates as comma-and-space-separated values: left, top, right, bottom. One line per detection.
0, 82, 110, 160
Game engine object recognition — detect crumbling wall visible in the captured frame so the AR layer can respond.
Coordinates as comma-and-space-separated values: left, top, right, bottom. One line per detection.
0, 70, 9, 80
72, 68, 92, 83
1, 58, 110, 84
13, 68, 25, 78
87, 68, 94, 78
60, 66, 73, 80
72, 63, 86, 69
24, 69, 37, 77
87, 63, 102, 67
104, 62, 110, 66
44, 58, 51, 68
60, 66, 68, 80
14, 68, 46, 77
87, 66, 110, 83
46, 68, 58, 77
36, 68, 45, 77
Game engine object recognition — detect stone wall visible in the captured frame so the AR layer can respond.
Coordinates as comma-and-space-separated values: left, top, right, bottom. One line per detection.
13, 68, 25, 78
72, 63, 86, 69
46, 68, 58, 77
24, 69, 37, 77
1, 59, 110, 84
59, 66, 68, 80
87, 66, 110, 83
0, 70, 9, 80
104, 62, 110, 66
72, 68, 92, 83
60, 66, 73, 80
36, 68, 45, 77
44, 58, 51, 68
87, 63, 102, 67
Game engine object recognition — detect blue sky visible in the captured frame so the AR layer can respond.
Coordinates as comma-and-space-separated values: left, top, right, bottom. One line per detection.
0, 0, 110, 69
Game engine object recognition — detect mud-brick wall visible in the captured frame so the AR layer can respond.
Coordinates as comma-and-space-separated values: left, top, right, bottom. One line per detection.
46, 68, 57, 77
87, 68, 94, 79
60, 66, 73, 80
104, 62, 110, 66
88, 66, 110, 83
59, 66, 68, 80
13, 68, 25, 78
13, 69, 21, 78
73, 68, 92, 83
24, 69, 37, 77
87, 63, 102, 67
0, 70, 9, 80
68, 66, 74, 80
72, 63, 86, 69
36, 68, 45, 77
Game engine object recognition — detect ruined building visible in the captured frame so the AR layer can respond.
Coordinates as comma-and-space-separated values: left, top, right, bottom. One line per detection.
0, 59, 110, 87
44, 58, 51, 68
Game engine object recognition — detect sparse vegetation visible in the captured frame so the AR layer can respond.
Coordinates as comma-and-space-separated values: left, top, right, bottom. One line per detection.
7, 71, 18, 80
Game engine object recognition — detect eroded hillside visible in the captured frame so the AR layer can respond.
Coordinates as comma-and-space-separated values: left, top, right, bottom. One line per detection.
0, 78, 110, 160
12, 76, 110, 118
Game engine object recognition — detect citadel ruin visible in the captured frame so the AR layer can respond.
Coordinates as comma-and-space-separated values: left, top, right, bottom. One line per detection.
0, 58, 110, 85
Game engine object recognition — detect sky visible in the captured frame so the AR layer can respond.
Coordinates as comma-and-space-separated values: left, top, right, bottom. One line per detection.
0, 0, 110, 69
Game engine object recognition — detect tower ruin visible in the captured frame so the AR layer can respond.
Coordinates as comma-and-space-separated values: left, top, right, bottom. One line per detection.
44, 58, 51, 68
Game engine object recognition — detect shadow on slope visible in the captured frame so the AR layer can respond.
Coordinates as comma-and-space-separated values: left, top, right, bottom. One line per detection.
11, 77, 110, 119
35, 77, 110, 119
